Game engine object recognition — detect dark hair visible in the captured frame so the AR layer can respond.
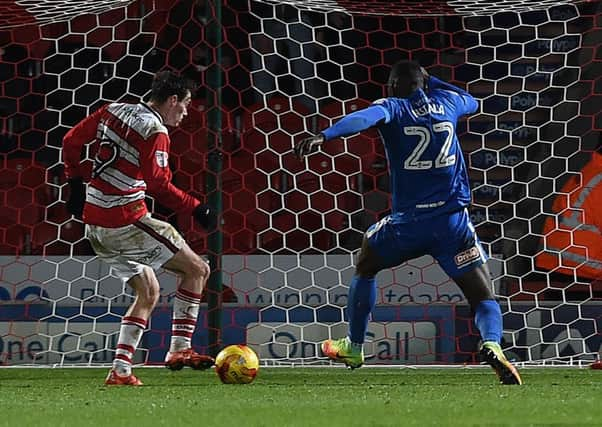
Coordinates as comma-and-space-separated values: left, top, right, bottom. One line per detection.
387, 60, 424, 98
389, 60, 422, 83
149, 71, 194, 103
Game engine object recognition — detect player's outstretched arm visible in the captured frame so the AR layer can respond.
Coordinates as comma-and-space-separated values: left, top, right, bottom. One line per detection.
294, 134, 325, 159
294, 105, 388, 160
141, 133, 215, 229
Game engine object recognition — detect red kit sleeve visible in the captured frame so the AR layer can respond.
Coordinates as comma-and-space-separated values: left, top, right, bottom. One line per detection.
140, 132, 201, 214
62, 105, 107, 180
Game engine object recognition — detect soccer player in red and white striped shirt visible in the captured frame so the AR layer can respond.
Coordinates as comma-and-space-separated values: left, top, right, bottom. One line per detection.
63, 71, 215, 385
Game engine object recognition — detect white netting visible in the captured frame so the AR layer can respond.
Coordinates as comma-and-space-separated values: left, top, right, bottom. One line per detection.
256, 0, 590, 16
0, 1, 137, 29
0, 0, 600, 366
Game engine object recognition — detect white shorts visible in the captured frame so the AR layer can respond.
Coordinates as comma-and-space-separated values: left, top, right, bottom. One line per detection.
86, 214, 186, 281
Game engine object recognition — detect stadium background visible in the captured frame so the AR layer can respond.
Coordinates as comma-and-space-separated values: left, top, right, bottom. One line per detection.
0, 0, 600, 366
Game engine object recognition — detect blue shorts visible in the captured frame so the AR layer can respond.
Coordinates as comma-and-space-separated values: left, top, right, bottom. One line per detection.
365, 208, 488, 278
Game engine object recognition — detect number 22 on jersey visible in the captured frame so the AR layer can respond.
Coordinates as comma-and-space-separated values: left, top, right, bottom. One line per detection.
403, 121, 456, 170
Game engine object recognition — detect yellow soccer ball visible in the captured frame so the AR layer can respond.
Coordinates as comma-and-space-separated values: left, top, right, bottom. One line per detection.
215, 345, 259, 384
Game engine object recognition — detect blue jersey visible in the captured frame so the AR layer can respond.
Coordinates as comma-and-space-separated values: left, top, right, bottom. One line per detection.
321, 77, 479, 222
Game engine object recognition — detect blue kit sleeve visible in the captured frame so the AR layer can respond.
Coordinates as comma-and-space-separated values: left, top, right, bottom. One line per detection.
321, 105, 389, 141
428, 76, 479, 117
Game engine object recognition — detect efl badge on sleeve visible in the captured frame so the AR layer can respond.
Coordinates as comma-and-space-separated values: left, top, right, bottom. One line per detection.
155, 150, 169, 167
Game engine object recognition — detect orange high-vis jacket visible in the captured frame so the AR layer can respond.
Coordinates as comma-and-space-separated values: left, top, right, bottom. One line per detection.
536, 152, 602, 280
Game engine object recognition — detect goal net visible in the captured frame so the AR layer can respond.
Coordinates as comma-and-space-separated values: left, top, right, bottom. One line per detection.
0, 0, 600, 366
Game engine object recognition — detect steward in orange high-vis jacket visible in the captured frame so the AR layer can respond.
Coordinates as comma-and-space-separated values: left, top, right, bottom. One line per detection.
536, 151, 602, 281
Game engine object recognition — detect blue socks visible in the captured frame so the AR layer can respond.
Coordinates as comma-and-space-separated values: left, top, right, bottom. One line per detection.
346, 281, 502, 345
474, 299, 502, 343
346, 275, 377, 344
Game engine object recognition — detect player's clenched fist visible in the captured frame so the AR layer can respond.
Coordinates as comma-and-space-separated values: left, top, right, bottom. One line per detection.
193, 203, 216, 230
294, 134, 325, 160
66, 177, 86, 218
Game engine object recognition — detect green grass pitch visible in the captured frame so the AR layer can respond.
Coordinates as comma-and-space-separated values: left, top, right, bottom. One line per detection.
0, 367, 599, 426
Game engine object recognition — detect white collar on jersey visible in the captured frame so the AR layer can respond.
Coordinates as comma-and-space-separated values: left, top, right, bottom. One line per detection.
140, 102, 164, 124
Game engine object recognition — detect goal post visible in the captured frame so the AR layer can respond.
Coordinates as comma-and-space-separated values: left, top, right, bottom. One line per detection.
0, 0, 600, 366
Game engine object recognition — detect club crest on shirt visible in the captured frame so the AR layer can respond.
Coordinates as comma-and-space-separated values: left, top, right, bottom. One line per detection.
155, 150, 169, 167
454, 246, 480, 267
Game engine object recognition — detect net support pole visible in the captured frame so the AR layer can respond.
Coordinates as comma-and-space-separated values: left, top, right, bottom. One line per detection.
205, 0, 223, 357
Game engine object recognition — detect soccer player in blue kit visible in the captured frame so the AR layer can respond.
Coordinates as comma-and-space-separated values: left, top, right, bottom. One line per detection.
294, 60, 521, 385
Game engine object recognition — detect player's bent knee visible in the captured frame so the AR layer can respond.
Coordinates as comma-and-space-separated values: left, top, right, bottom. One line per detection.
453, 263, 495, 310
355, 264, 380, 278
187, 255, 210, 280
197, 257, 210, 279
145, 277, 161, 307
355, 264, 378, 278
133, 267, 161, 308
146, 284, 161, 307
355, 244, 381, 277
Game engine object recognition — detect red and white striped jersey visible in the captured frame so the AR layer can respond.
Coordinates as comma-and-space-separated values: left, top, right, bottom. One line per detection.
63, 102, 200, 227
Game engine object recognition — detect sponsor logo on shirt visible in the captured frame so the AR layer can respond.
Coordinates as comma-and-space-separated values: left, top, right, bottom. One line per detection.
454, 246, 481, 267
